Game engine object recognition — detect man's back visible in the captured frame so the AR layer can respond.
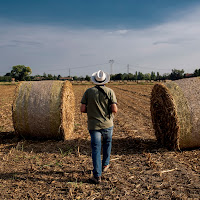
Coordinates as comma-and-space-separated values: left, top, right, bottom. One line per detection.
81, 86, 117, 130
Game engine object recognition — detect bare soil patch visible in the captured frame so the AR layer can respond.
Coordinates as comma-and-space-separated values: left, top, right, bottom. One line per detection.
0, 83, 199, 199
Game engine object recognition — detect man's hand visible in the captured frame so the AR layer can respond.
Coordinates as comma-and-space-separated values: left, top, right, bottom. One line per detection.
80, 104, 87, 113
111, 103, 118, 113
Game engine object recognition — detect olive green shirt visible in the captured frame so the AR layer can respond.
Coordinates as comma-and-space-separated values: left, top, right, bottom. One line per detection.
81, 86, 117, 130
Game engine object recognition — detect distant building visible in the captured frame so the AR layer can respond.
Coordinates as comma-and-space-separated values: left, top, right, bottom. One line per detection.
58, 77, 73, 81
184, 73, 193, 78
33, 76, 45, 81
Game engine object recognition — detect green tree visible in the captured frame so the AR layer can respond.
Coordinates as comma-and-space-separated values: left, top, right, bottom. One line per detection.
170, 69, 184, 80
156, 72, 161, 81
85, 75, 91, 81
122, 73, 128, 80
162, 73, 170, 80
11, 65, 32, 81
144, 73, 151, 80
58, 75, 61, 80
150, 71, 156, 80
43, 72, 47, 79
114, 73, 123, 80
193, 69, 200, 77
25, 76, 31, 81
137, 72, 144, 80
135, 71, 138, 80
5, 72, 11, 77
0, 76, 11, 82
73, 76, 78, 81
110, 74, 114, 80
79, 76, 84, 81
47, 74, 53, 80
127, 73, 134, 80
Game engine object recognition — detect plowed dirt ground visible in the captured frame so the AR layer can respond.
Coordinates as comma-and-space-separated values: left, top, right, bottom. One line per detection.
0, 83, 199, 199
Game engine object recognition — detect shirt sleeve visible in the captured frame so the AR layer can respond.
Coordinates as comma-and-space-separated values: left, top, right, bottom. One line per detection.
81, 90, 88, 104
110, 89, 117, 104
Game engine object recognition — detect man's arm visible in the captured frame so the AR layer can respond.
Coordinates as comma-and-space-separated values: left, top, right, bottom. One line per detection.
80, 104, 87, 113
111, 103, 118, 113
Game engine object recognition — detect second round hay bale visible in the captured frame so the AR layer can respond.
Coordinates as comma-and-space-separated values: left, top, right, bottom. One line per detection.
150, 77, 200, 150
12, 81, 75, 140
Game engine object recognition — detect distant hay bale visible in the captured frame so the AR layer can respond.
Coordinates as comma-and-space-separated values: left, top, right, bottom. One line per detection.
12, 81, 75, 140
150, 77, 200, 150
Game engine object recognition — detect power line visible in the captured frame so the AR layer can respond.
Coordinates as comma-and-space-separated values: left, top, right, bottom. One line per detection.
33, 62, 109, 74
115, 61, 171, 71
0, 62, 109, 77
70, 62, 108, 70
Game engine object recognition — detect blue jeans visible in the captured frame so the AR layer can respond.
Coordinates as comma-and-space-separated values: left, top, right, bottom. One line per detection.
89, 126, 113, 177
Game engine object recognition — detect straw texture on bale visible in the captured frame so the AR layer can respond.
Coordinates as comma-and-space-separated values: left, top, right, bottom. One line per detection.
150, 77, 200, 150
12, 81, 75, 140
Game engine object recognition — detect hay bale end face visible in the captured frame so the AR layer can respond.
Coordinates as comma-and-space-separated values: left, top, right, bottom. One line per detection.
12, 81, 75, 140
150, 77, 200, 150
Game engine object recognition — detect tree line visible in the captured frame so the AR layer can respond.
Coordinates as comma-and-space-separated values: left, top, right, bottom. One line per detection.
0, 65, 200, 82
110, 69, 198, 81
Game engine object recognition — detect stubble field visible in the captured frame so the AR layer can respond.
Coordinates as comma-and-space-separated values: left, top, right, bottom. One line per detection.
0, 83, 199, 199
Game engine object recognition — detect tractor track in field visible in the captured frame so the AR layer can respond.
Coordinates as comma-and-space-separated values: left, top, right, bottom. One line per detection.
111, 85, 151, 98
109, 85, 155, 140
115, 92, 150, 120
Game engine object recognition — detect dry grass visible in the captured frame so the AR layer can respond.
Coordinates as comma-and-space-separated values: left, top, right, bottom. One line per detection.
0, 82, 200, 199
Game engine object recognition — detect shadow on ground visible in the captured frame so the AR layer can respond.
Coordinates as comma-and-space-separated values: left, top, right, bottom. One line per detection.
0, 170, 92, 184
0, 131, 165, 155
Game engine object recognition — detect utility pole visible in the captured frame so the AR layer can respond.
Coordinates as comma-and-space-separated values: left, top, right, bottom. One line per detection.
127, 64, 129, 74
69, 68, 71, 77
109, 60, 114, 75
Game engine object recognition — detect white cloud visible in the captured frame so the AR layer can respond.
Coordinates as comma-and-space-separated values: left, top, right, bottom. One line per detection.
108, 29, 128, 35
0, 5, 200, 76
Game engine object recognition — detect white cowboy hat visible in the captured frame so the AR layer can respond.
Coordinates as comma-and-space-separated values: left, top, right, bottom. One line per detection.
91, 70, 110, 85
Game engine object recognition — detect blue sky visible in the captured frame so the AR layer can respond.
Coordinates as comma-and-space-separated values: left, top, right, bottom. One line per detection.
0, 0, 200, 76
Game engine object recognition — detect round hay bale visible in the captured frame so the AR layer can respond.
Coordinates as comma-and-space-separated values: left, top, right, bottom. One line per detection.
150, 77, 200, 150
12, 81, 75, 140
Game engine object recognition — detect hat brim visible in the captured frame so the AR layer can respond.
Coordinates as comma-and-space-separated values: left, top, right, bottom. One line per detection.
91, 71, 110, 85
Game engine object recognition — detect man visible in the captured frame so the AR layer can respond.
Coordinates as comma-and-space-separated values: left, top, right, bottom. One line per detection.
81, 70, 118, 184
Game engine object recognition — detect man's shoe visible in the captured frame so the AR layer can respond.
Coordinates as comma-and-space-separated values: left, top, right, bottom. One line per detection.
90, 176, 101, 184
102, 164, 110, 172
